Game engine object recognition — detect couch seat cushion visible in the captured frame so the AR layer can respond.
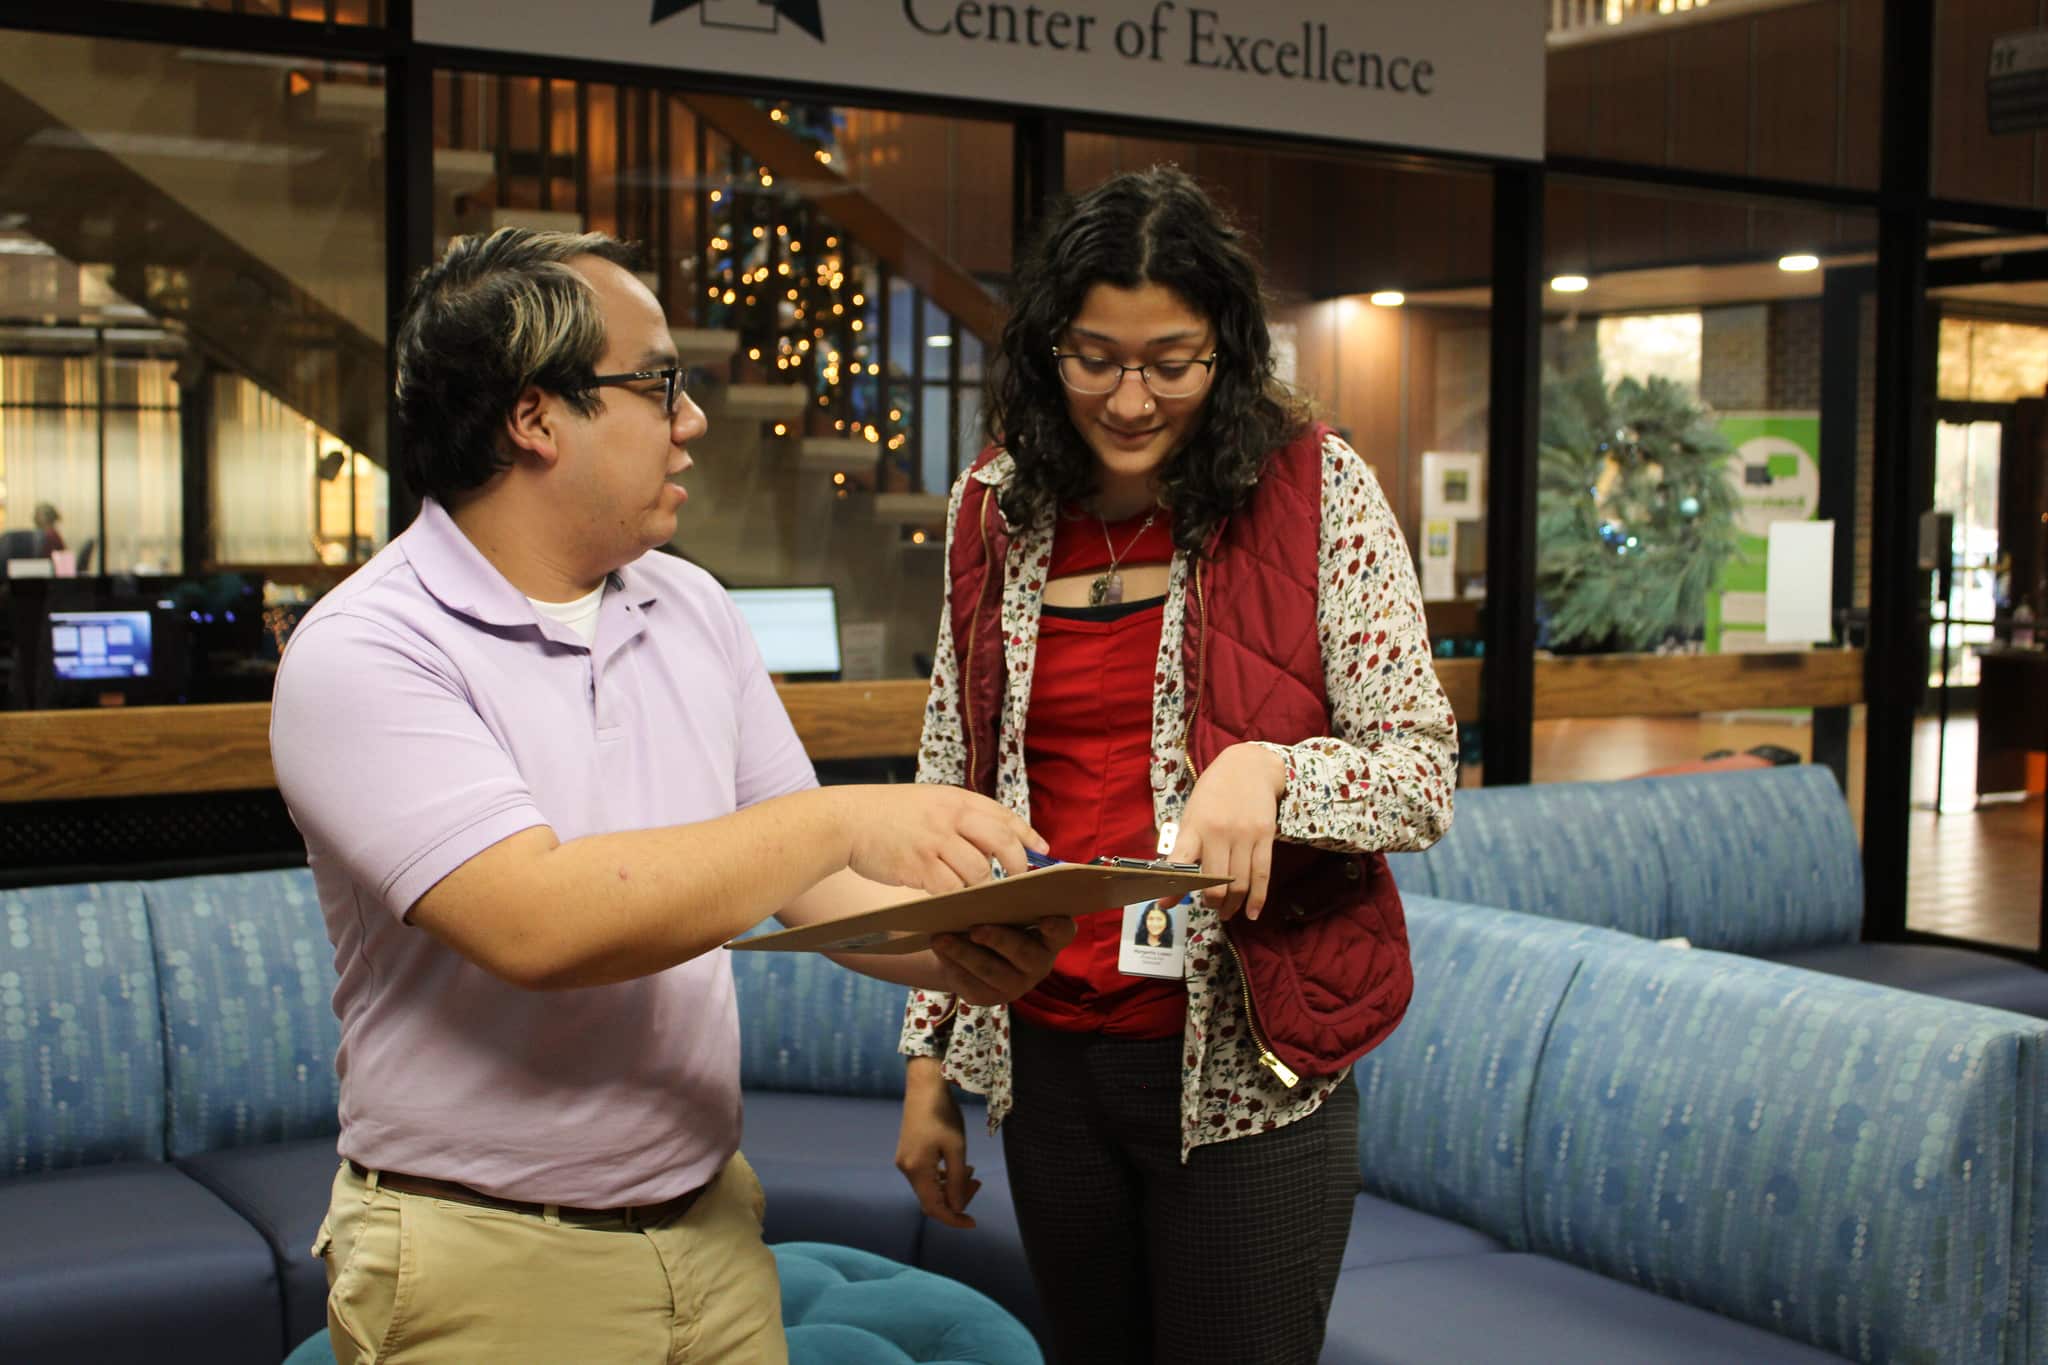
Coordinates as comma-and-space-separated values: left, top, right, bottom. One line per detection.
1763, 942, 2048, 1018
179, 1134, 341, 1355
1343, 1193, 1504, 1271
0, 1163, 281, 1365
1324, 1253, 1847, 1364
743, 1091, 926, 1263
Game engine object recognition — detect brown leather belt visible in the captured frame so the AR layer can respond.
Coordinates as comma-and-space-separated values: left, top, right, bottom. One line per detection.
346, 1159, 705, 1229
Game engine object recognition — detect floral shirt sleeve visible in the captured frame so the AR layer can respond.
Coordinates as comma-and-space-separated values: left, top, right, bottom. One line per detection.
899, 468, 976, 1063
1250, 433, 1457, 853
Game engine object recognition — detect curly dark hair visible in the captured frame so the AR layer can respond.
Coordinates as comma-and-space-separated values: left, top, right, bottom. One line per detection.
393, 227, 641, 508
986, 165, 1312, 552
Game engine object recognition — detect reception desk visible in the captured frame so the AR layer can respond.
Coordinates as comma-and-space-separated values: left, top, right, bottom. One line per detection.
1977, 646, 2048, 796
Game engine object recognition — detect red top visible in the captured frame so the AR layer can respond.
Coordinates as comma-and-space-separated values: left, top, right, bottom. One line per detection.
1011, 508, 1186, 1040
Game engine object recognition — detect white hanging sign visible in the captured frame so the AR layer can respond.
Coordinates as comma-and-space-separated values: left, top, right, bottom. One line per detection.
417, 0, 1543, 163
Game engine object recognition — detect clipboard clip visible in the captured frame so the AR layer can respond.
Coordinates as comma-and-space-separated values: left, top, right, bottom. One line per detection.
1091, 856, 1205, 873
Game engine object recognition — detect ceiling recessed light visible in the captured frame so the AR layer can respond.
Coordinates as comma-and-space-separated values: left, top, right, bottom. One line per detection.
1778, 253, 1820, 272
1370, 290, 1406, 307
1550, 275, 1590, 293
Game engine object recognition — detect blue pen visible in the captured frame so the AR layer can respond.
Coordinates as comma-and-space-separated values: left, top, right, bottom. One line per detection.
992, 848, 1062, 880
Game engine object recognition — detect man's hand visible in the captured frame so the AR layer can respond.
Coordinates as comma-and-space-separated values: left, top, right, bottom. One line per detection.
838, 785, 1049, 895
929, 917, 1077, 1006
1165, 743, 1288, 921
896, 1057, 980, 1229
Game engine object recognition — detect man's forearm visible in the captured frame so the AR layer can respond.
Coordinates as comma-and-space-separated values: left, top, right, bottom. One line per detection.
414, 786, 855, 989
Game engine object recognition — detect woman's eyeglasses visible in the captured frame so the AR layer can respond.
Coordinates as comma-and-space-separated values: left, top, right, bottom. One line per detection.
1051, 349, 1218, 399
590, 366, 685, 414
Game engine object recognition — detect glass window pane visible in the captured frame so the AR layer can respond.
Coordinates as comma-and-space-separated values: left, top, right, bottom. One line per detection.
920, 383, 951, 496
0, 31, 388, 595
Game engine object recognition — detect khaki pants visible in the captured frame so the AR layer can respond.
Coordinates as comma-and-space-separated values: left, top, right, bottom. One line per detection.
314, 1154, 787, 1364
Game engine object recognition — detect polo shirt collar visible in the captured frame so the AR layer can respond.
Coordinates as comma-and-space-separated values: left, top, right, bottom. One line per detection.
403, 498, 662, 633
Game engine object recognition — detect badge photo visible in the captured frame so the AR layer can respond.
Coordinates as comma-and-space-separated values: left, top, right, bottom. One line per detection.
1118, 898, 1188, 980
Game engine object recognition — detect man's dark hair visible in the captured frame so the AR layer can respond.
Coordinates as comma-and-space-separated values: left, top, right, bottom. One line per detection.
985, 164, 1311, 551
393, 227, 641, 507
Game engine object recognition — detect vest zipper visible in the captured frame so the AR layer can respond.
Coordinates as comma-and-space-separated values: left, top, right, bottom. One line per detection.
1183, 560, 1298, 1090
961, 491, 997, 789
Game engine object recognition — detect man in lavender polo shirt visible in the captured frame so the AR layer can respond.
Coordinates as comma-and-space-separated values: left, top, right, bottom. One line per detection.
270, 228, 1073, 1364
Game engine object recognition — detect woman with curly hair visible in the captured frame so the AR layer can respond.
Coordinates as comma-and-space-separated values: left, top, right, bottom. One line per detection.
893, 164, 1456, 1364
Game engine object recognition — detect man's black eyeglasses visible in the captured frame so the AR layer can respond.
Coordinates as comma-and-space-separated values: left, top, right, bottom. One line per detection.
590, 366, 685, 414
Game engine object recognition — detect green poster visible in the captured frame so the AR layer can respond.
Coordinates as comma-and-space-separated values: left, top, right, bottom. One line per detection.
1708, 412, 1821, 653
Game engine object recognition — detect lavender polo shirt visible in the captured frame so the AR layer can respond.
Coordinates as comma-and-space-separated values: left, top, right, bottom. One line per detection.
270, 499, 816, 1207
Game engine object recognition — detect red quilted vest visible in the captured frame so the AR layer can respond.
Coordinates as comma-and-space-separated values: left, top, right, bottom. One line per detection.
948, 425, 1414, 1083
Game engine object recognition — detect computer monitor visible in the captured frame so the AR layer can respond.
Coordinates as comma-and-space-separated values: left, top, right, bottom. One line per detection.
49, 609, 154, 682
728, 585, 842, 677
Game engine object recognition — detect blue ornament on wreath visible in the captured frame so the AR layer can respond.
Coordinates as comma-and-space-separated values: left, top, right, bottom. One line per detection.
1679, 495, 1701, 519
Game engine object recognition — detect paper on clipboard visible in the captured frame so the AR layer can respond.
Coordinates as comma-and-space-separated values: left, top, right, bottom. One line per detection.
726, 863, 1227, 955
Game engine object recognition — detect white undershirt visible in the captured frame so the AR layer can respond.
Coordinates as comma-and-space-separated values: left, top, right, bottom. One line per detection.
527, 583, 606, 647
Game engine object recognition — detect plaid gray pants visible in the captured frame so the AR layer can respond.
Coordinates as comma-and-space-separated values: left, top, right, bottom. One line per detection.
1001, 1019, 1360, 1365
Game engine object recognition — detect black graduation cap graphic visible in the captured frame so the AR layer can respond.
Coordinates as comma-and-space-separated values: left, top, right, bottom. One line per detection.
650, 0, 826, 41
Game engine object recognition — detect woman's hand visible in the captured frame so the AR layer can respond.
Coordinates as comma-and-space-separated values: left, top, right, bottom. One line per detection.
895, 1057, 982, 1229
1164, 742, 1287, 921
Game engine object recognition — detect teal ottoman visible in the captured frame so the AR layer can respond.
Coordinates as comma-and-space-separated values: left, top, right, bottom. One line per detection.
281, 1241, 1041, 1364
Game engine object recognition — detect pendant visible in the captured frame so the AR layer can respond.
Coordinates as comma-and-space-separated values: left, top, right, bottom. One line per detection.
1089, 572, 1123, 607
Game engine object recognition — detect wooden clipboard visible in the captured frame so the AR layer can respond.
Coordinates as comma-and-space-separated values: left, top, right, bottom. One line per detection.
726, 863, 1227, 955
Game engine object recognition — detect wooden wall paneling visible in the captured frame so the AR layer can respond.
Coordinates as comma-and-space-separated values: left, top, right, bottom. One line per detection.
1284, 299, 1341, 426
1401, 310, 1439, 544
1590, 185, 1669, 276
1932, 0, 2037, 207
1753, 203, 1838, 260
1532, 649, 1865, 718
1448, 172, 1494, 286
1194, 144, 1271, 263
1544, 179, 1594, 278
1262, 153, 1322, 299
1590, 34, 1673, 168
1753, 4, 1842, 186
585, 85, 619, 238
1668, 19, 1750, 176
1841, 0, 1884, 190
1063, 131, 1118, 191
1341, 299, 1403, 495
1391, 170, 1457, 300
1666, 192, 1750, 268
1118, 137, 1200, 177
1545, 44, 1597, 160
951, 118, 1013, 277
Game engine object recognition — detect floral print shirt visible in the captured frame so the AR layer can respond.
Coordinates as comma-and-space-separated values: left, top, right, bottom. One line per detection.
899, 431, 1457, 1160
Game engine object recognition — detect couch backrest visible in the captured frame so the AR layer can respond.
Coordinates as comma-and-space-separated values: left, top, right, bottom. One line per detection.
1634, 765, 1864, 953
139, 868, 342, 1158
1524, 932, 2036, 1364
728, 939, 911, 1099
0, 881, 164, 1172
1388, 766, 1862, 953
1354, 896, 1587, 1248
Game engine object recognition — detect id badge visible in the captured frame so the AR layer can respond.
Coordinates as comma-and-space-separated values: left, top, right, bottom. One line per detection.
1118, 897, 1189, 980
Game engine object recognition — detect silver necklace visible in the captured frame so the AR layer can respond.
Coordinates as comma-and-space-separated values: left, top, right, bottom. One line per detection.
1089, 510, 1158, 606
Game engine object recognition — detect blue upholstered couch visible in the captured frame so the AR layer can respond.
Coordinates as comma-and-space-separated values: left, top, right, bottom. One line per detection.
6, 762, 2047, 1363
0, 869, 1043, 1365
1388, 764, 2048, 1018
